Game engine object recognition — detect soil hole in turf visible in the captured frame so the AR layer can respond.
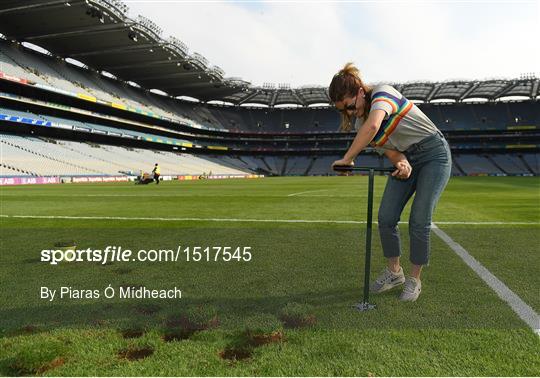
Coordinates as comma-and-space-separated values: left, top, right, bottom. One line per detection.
219, 347, 252, 361
7, 345, 66, 376
161, 315, 219, 342
248, 330, 284, 347
162, 329, 195, 342
9, 357, 66, 376
279, 303, 317, 329
162, 307, 220, 342
36, 357, 65, 374
91, 319, 109, 327
121, 328, 145, 339
280, 314, 317, 329
12, 325, 41, 336
117, 346, 154, 361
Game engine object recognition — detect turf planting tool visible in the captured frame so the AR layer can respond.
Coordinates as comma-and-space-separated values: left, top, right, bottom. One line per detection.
333, 165, 395, 311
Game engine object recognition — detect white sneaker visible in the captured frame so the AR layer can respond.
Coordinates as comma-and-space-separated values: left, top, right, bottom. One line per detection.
370, 267, 405, 294
399, 277, 422, 302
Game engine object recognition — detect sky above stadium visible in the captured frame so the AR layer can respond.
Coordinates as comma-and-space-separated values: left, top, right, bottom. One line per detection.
125, 0, 539, 87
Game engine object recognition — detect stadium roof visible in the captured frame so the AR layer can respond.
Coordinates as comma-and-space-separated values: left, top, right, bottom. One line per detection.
0, 0, 538, 107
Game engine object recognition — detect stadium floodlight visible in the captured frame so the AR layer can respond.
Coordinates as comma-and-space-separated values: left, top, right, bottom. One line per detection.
91, 0, 128, 18
333, 166, 395, 311
168, 36, 189, 56
278, 83, 291, 90
207, 65, 225, 80
190, 52, 209, 69
520, 72, 537, 80
137, 15, 163, 38
225, 77, 250, 88
262, 83, 276, 90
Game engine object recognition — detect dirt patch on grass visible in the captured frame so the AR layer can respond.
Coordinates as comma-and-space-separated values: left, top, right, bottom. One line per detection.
19, 325, 40, 334
36, 357, 65, 374
248, 330, 284, 346
91, 319, 109, 327
166, 315, 220, 331
219, 329, 284, 363
7, 324, 42, 337
161, 316, 216, 342
279, 303, 317, 329
162, 308, 219, 342
6, 340, 66, 376
120, 328, 145, 339
117, 346, 154, 361
162, 315, 220, 342
280, 314, 317, 329
9, 357, 65, 376
219, 347, 252, 361
162, 329, 195, 342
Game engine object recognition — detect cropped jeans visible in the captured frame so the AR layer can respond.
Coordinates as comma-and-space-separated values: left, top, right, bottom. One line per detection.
377, 131, 452, 265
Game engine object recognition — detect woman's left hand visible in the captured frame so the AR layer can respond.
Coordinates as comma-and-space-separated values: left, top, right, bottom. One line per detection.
332, 158, 354, 169
332, 158, 354, 175
392, 160, 412, 179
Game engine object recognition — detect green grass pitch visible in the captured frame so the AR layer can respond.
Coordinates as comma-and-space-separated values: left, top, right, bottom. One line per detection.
0, 176, 539, 376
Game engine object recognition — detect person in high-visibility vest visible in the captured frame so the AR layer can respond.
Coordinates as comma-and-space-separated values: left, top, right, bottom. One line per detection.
152, 163, 161, 185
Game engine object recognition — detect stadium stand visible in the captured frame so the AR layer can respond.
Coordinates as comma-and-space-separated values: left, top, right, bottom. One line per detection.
0, 40, 209, 128
521, 153, 539, 174
453, 155, 503, 175
0, 1, 538, 180
0, 133, 251, 177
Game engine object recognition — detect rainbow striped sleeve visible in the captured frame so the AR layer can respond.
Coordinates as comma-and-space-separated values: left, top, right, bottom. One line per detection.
370, 91, 412, 147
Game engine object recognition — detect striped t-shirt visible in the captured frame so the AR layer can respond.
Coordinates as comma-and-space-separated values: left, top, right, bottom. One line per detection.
354, 84, 439, 152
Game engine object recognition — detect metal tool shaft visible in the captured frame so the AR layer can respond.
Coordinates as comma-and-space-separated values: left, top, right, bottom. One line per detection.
333, 165, 394, 311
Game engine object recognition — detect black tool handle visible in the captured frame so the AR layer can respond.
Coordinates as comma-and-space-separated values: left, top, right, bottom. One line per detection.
333, 165, 395, 173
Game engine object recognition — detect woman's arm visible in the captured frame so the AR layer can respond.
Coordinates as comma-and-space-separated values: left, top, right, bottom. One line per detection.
384, 149, 412, 179
332, 109, 386, 166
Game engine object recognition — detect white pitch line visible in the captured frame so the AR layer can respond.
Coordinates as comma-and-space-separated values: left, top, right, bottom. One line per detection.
430, 221, 540, 225
287, 189, 330, 197
0, 194, 287, 197
432, 223, 540, 335
0, 214, 364, 224
0, 192, 358, 198
294, 194, 368, 197
0, 214, 539, 225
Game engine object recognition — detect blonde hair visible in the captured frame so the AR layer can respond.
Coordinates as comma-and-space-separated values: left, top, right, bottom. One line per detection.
328, 62, 372, 132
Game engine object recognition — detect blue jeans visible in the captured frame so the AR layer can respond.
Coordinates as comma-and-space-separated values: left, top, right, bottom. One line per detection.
377, 132, 452, 265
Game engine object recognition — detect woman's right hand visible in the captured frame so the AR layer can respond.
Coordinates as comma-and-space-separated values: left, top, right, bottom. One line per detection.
392, 160, 412, 179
